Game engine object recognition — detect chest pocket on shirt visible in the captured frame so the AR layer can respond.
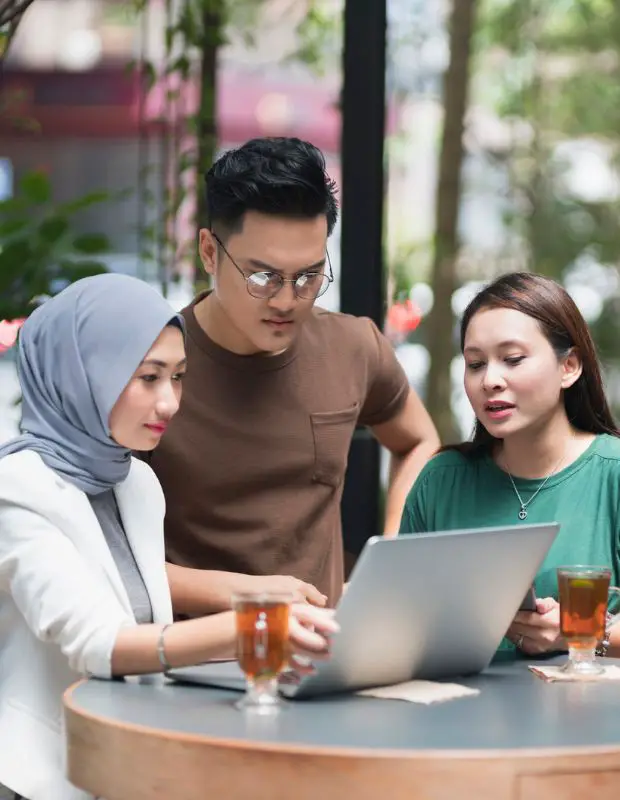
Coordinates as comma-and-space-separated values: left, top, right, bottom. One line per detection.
310, 404, 360, 488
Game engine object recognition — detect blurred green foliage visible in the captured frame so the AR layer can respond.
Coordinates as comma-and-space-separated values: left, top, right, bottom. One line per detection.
0, 170, 110, 320
477, 0, 620, 279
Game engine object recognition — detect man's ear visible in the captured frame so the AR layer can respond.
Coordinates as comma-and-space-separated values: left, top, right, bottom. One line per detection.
198, 229, 217, 278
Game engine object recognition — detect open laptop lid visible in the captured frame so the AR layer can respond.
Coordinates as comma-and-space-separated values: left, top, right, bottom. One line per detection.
168, 522, 560, 697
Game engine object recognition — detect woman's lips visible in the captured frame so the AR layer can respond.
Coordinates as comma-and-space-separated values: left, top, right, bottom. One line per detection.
484, 403, 515, 421
145, 423, 168, 434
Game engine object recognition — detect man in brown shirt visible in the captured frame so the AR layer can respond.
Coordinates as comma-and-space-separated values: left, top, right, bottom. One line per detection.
149, 137, 440, 610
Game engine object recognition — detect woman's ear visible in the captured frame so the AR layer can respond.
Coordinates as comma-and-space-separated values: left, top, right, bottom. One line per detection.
561, 347, 582, 389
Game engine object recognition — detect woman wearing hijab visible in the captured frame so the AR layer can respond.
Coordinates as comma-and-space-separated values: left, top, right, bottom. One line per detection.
0, 273, 337, 800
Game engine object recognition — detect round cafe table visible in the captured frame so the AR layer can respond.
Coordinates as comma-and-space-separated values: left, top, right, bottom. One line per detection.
64, 656, 620, 800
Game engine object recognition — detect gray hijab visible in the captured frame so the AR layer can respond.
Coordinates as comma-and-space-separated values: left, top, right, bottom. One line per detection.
0, 273, 184, 494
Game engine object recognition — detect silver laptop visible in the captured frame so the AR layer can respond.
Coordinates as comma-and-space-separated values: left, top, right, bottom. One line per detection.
168, 522, 559, 698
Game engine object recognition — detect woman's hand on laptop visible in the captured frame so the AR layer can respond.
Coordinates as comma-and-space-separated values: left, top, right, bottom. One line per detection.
507, 597, 566, 655
289, 604, 339, 662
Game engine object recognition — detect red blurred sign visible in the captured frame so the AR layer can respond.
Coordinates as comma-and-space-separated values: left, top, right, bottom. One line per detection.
386, 300, 422, 338
0, 319, 25, 354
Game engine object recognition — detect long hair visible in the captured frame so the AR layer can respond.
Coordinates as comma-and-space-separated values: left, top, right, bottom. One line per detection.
446, 272, 620, 457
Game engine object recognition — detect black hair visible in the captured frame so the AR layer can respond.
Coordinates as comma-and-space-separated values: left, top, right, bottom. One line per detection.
205, 137, 338, 237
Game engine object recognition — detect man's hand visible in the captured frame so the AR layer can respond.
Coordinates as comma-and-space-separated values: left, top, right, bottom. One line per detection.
507, 597, 566, 655
166, 563, 327, 616
247, 574, 327, 607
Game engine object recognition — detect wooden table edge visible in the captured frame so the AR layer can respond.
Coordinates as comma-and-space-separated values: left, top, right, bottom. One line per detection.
62, 679, 620, 763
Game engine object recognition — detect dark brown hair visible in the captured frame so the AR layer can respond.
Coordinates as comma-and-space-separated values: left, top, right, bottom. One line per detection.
446, 272, 620, 456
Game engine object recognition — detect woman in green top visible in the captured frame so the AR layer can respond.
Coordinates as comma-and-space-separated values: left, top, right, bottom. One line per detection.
399, 272, 620, 658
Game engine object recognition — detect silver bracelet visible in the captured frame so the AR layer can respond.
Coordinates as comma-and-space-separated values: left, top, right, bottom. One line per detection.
596, 636, 610, 658
157, 624, 172, 672
596, 613, 612, 657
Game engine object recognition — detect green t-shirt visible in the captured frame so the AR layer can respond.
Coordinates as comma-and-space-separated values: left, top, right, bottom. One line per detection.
399, 434, 620, 655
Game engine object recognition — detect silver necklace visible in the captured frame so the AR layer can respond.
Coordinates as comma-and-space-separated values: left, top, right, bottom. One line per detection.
505, 453, 566, 521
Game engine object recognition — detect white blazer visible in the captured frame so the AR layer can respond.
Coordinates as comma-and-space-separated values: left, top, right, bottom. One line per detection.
0, 451, 174, 800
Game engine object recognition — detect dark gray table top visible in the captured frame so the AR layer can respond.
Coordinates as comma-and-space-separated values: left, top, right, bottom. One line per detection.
69, 657, 620, 753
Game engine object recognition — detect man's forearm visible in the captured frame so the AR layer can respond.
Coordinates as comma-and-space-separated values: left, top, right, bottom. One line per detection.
166, 563, 253, 616
383, 440, 438, 536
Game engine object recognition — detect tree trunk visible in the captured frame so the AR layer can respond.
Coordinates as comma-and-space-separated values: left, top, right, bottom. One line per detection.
194, 4, 223, 291
425, 0, 477, 444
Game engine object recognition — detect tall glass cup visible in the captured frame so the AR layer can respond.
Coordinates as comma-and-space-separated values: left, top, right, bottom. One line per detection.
557, 566, 620, 675
231, 592, 292, 713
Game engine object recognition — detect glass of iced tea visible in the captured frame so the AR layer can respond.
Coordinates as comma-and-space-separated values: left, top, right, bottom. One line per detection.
231, 591, 292, 713
557, 566, 620, 675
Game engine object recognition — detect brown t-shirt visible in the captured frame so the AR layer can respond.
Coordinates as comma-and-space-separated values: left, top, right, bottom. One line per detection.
148, 296, 409, 605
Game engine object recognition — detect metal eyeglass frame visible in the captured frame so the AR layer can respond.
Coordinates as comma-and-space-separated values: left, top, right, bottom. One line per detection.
211, 231, 334, 300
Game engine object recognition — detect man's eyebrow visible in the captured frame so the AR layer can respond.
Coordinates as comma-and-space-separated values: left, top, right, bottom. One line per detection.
247, 257, 327, 275
140, 358, 188, 368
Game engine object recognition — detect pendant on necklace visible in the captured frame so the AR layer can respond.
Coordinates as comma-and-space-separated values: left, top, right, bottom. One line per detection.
518, 507, 528, 521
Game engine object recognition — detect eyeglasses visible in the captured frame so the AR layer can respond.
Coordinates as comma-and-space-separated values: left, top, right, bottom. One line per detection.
212, 232, 334, 300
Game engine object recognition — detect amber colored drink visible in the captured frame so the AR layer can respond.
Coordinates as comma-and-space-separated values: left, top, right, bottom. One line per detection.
234, 599, 290, 681
558, 570, 610, 648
